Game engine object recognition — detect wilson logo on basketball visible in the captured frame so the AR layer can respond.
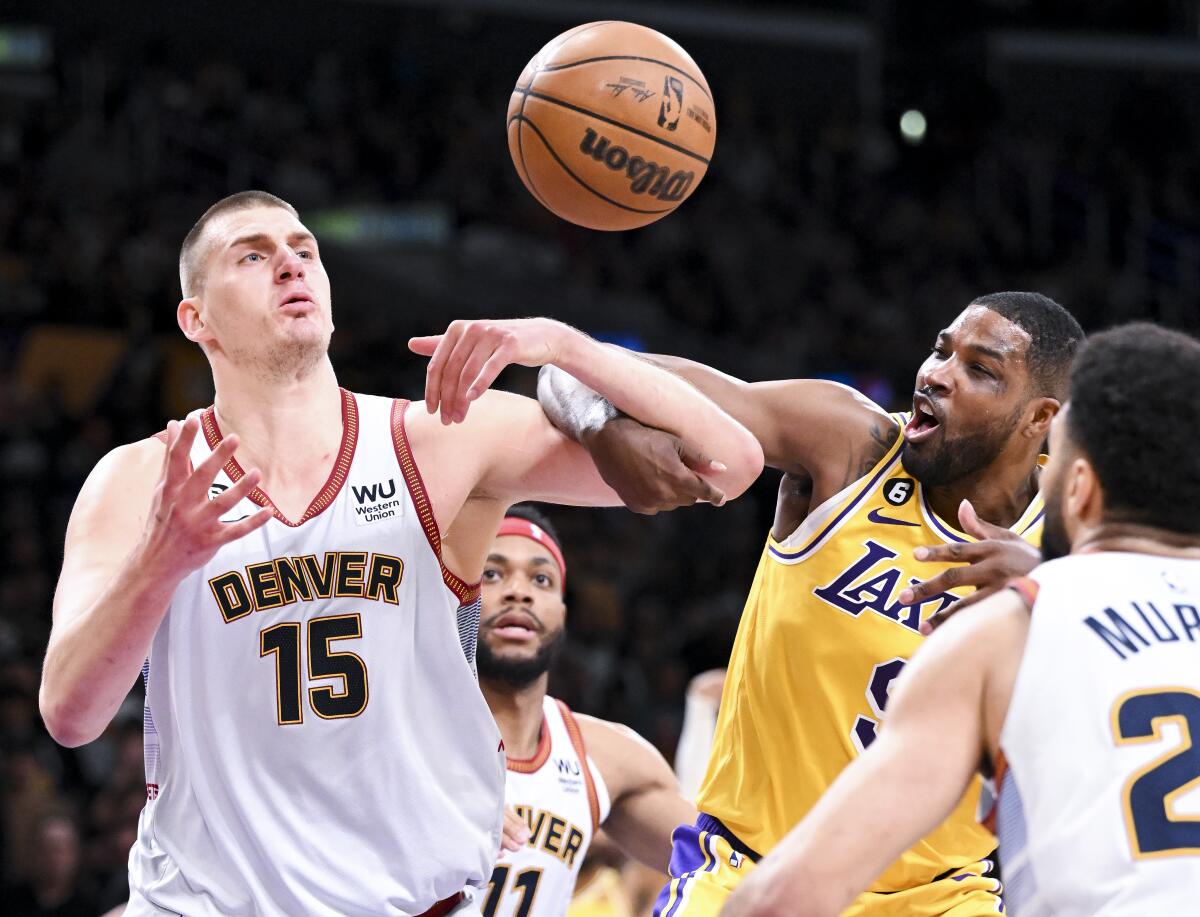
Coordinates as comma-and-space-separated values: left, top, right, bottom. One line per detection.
579, 127, 695, 202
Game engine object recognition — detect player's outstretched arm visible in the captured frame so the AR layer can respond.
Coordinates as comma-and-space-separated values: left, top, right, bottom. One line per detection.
41, 419, 271, 747
577, 715, 697, 872
719, 598, 1015, 917
410, 318, 765, 503
538, 352, 895, 513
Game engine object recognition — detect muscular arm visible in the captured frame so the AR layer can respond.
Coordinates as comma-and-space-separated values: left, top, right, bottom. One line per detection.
723, 591, 1029, 917
538, 352, 895, 498
42, 423, 269, 747
577, 714, 696, 872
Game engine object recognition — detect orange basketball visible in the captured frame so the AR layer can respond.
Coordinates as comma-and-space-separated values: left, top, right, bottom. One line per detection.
507, 21, 717, 231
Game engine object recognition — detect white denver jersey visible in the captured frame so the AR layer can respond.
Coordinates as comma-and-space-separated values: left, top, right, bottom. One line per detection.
484, 697, 610, 917
128, 391, 505, 917
992, 552, 1200, 916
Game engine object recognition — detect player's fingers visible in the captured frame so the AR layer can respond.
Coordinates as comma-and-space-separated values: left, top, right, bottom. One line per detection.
182, 435, 240, 503
683, 473, 726, 507
407, 335, 442, 357
164, 418, 199, 490
449, 335, 499, 423
912, 541, 989, 564
677, 440, 729, 476
958, 499, 1013, 540
500, 807, 530, 852
899, 560, 993, 605
419, 324, 463, 412
919, 585, 999, 635
215, 506, 274, 544
459, 348, 515, 420
432, 324, 478, 422
206, 468, 262, 517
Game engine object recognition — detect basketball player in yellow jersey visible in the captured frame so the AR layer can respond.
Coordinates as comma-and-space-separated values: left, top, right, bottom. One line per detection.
539, 292, 1085, 916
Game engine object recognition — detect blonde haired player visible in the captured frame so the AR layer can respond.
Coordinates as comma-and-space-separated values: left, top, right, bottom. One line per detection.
39, 191, 763, 917
477, 504, 696, 917
722, 323, 1200, 917
540, 293, 1084, 915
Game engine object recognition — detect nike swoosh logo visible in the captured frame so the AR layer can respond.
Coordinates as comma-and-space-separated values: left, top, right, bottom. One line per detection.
867, 507, 920, 527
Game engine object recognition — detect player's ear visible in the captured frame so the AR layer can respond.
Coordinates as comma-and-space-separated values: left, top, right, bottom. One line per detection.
1023, 397, 1060, 441
1065, 456, 1101, 526
178, 297, 213, 344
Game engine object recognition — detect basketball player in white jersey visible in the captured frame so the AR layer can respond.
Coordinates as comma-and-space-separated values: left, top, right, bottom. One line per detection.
477, 504, 697, 917
38, 191, 764, 917
720, 323, 1200, 917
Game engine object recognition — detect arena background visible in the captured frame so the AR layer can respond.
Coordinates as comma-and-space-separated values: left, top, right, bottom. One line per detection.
2, 0, 1200, 911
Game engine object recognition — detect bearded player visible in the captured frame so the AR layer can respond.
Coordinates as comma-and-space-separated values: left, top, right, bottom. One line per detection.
477, 504, 696, 917
39, 191, 763, 917
539, 293, 1084, 915
723, 324, 1200, 917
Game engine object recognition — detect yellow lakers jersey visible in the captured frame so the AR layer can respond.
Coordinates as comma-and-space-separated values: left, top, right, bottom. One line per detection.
696, 413, 1044, 893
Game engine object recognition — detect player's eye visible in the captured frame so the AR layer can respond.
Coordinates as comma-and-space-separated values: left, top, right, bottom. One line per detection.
970, 364, 994, 378
241, 251, 264, 263
297, 249, 314, 260
533, 574, 553, 587
482, 568, 502, 582
929, 345, 947, 359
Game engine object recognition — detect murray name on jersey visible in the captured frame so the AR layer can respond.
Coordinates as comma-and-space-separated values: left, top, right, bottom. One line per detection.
208, 550, 405, 622
1085, 594, 1200, 660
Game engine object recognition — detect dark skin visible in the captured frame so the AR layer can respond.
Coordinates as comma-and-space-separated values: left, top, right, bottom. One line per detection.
538, 305, 1058, 604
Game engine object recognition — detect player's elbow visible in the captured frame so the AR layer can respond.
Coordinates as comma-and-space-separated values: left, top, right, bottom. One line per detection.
40, 685, 105, 748
721, 432, 765, 501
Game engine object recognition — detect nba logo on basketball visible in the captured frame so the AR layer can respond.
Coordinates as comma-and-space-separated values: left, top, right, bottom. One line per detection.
658, 76, 684, 130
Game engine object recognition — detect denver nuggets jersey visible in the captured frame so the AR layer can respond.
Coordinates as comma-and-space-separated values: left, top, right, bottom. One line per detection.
485, 697, 610, 917
991, 553, 1200, 916
696, 413, 1043, 896
127, 392, 505, 917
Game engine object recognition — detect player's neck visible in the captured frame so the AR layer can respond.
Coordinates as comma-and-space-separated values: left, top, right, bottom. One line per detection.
211, 358, 343, 476
924, 456, 1040, 530
481, 674, 549, 760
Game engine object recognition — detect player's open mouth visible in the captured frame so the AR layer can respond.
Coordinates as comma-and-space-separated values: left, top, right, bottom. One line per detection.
904, 394, 942, 444
277, 292, 315, 312
491, 611, 541, 642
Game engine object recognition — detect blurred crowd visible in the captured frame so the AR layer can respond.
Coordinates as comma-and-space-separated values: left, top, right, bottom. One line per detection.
2, 1, 1199, 910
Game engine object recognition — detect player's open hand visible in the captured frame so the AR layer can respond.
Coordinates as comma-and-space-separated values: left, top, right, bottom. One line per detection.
138, 419, 272, 580
409, 318, 572, 425
583, 416, 728, 514
899, 499, 1040, 634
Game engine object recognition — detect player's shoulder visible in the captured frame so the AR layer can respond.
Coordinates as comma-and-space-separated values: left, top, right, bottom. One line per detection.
926, 586, 1032, 666
89, 435, 168, 486
572, 711, 674, 793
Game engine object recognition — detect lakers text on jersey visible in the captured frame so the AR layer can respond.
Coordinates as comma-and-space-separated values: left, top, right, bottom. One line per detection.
695, 413, 1041, 911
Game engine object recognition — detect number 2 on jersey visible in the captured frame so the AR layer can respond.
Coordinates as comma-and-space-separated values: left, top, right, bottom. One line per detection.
260, 613, 369, 724
1111, 687, 1200, 859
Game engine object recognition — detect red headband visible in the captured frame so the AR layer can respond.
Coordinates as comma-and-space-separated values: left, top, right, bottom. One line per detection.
496, 517, 567, 585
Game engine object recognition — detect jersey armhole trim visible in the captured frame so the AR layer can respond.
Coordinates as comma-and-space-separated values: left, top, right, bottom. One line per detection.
390, 399, 481, 605
557, 699, 601, 831
768, 413, 906, 560
980, 747, 1008, 834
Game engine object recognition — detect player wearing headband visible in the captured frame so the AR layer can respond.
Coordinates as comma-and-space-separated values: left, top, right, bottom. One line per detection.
478, 505, 697, 917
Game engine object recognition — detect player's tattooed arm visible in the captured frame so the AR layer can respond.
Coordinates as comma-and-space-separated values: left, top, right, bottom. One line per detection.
539, 351, 894, 512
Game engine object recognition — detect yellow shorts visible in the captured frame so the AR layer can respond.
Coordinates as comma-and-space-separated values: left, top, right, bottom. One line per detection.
653, 817, 1003, 917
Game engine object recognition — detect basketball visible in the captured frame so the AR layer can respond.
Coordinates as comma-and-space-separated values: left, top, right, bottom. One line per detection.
507, 21, 717, 231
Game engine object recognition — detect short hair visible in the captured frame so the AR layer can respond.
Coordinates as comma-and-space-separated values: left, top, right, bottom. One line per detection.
503, 503, 563, 551
1066, 323, 1200, 535
178, 190, 298, 297
971, 291, 1084, 400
